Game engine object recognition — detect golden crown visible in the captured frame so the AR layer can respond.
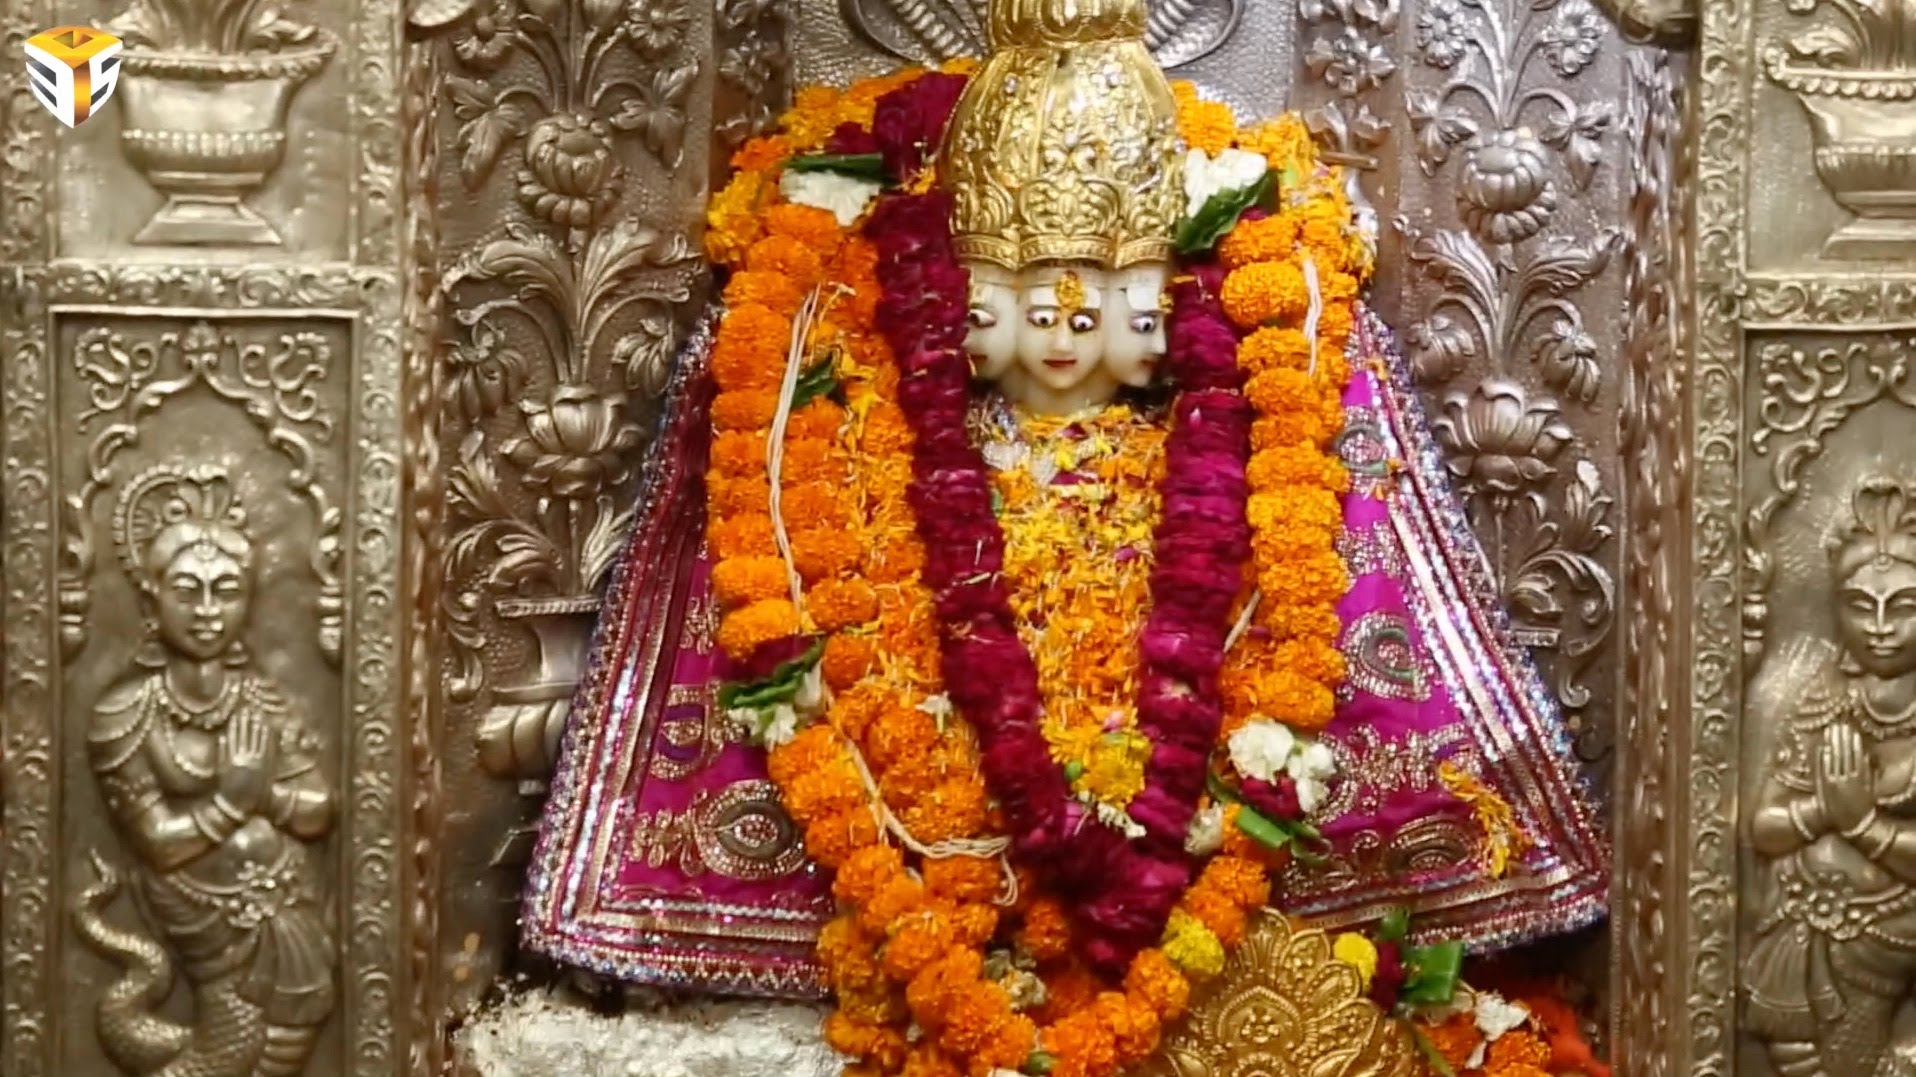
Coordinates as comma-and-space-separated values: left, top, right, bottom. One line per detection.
939, 0, 1186, 271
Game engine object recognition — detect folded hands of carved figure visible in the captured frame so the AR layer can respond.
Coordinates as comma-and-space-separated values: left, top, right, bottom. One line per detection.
221, 710, 277, 814
1820, 723, 1876, 836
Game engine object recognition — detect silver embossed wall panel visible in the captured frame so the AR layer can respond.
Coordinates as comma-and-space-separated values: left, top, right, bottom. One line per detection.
415, 0, 781, 1018
1637, 0, 1916, 1068
2, 0, 408, 1072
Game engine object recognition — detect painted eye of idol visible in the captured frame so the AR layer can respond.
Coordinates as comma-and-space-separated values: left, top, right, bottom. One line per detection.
1128, 312, 1160, 334
1027, 307, 1060, 329
968, 305, 999, 328
1068, 310, 1100, 334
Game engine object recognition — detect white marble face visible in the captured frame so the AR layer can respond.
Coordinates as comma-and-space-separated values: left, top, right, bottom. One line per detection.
964, 263, 1021, 381
961, 260, 1174, 415
1100, 264, 1172, 390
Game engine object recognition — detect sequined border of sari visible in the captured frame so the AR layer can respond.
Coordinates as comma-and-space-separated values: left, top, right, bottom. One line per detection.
521, 310, 834, 998
1271, 307, 1611, 950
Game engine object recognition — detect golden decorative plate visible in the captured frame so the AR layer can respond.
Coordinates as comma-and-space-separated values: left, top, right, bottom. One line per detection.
1135, 912, 1425, 1077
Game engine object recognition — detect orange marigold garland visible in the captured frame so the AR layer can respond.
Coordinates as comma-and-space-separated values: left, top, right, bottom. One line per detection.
703, 70, 1395, 1077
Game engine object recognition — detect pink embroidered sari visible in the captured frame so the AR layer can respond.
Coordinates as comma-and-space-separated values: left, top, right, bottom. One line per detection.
521, 305, 1609, 994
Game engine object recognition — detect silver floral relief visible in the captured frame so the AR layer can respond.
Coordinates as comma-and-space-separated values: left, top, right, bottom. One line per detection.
419, 0, 724, 1018
1394, 0, 1632, 769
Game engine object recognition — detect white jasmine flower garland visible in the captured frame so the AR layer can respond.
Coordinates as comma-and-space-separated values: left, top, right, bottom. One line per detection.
1181, 147, 1270, 220
779, 170, 883, 227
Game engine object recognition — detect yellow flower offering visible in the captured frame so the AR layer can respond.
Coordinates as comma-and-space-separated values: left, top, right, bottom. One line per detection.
1332, 932, 1380, 990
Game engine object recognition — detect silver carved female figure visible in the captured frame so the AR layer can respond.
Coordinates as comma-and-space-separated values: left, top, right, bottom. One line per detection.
1748, 476, 1916, 1077
73, 464, 336, 1077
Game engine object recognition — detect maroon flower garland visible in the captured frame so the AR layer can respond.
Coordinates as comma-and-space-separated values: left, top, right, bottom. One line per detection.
863, 77, 1252, 969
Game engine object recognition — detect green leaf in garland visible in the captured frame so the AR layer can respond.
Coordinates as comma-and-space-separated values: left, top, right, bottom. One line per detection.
1398, 940, 1465, 1006
1376, 907, 1412, 944
1409, 1025, 1458, 1077
786, 152, 890, 182
1025, 1051, 1057, 1076
716, 639, 826, 711
789, 355, 840, 411
1173, 170, 1278, 256
1232, 804, 1296, 854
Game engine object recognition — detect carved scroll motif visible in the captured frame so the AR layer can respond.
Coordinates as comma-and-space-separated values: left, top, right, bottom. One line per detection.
58, 322, 345, 664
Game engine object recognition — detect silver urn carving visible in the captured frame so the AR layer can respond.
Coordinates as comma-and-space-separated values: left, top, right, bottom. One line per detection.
1764, 0, 1916, 258
107, 0, 334, 245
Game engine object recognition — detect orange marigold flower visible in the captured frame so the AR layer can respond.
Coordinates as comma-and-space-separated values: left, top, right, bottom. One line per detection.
786, 398, 845, 442
779, 85, 845, 148
879, 754, 940, 807
972, 1014, 1038, 1073
1221, 261, 1310, 330
712, 389, 780, 432
1423, 1014, 1483, 1073
764, 201, 846, 254
792, 528, 864, 582
730, 134, 790, 173
779, 438, 837, 483
712, 555, 789, 608
922, 857, 1002, 904
723, 270, 805, 314
717, 597, 801, 661
1238, 326, 1314, 373
1244, 367, 1317, 417
783, 481, 852, 531
711, 513, 777, 560
1218, 213, 1300, 271
1247, 444, 1342, 490
1182, 887, 1247, 947
805, 807, 880, 870
712, 304, 793, 390
835, 843, 907, 905
1251, 410, 1338, 451
1094, 992, 1162, 1061
1488, 1031, 1553, 1074
901, 1045, 964, 1077
1221, 662, 1338, 735
900, 779, 991, 843
951, 903, 999, 949
712, 430, 769, 478
823, 635, 877, 689
866, 533, 926, 583
1237, 114, 1317, 174
1124, 949, 1192, 1023
1199, 854, 1272, 908
1176, 96, 1238, 156
1017, 898, 1074, 962
885, 908, 959, 981
810, 576, 879, 630
1271, 636, 1347, 685
709, 474, 772, 517
746, 233, 826, 286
